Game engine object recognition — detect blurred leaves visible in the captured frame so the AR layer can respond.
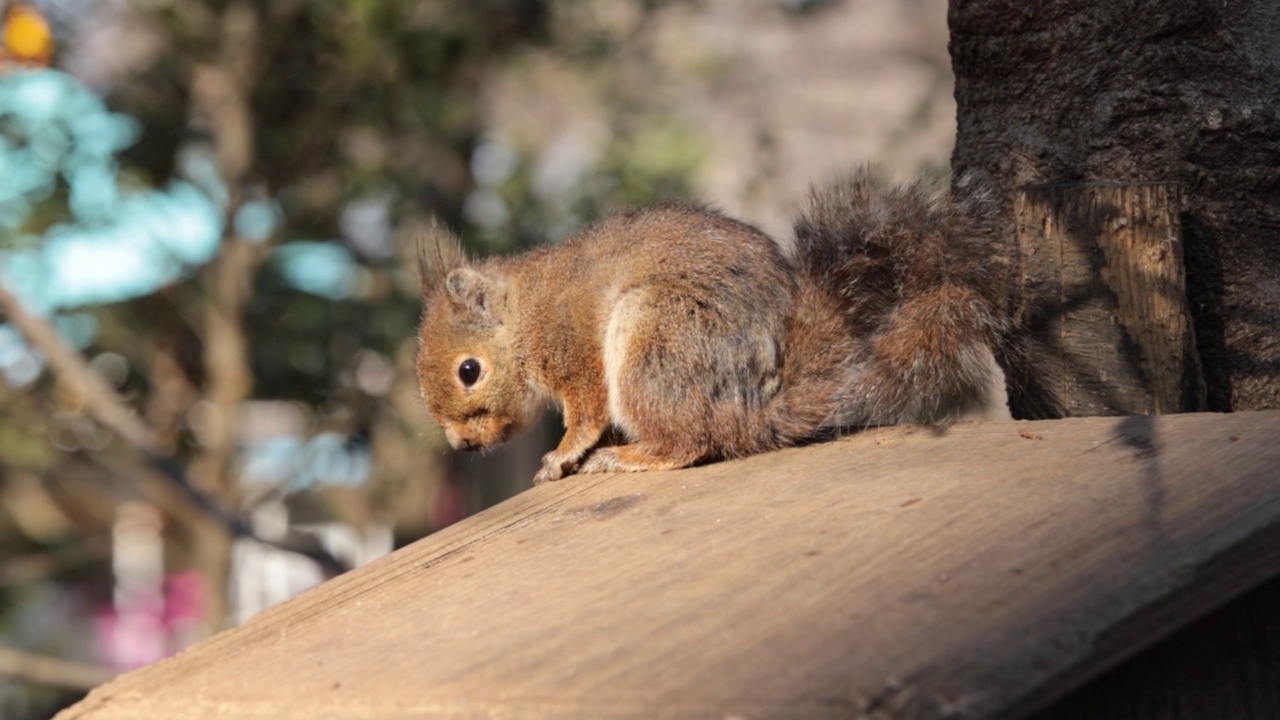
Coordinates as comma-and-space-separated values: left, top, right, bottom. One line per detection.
0, 3, 708, 714
0, 0, 711, 529
0, 69, 223, 319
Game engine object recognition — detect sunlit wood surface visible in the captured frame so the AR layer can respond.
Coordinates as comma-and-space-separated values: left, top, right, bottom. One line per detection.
57, 411, 1280, 719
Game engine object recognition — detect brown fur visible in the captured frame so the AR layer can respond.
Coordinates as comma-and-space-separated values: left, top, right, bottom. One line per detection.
416, 168, 1013, 484
792, 168, 1014, 426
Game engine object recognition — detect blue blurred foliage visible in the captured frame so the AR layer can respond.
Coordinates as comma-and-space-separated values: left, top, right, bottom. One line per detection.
233, 199, 281, 244
0, 69, 223, 316
242, 432, 372, 491
270, 241, 360, 301
0, 68, 369, 391
0, 69, 372, 482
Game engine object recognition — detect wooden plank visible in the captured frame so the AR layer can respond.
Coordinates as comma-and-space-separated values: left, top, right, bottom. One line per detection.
1012, 182, 1206, 419
56, 411, 1280, 720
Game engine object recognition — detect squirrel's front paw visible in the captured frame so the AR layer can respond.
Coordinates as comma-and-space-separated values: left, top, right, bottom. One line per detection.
533, 450, 577, 485
532, 463, 562, 485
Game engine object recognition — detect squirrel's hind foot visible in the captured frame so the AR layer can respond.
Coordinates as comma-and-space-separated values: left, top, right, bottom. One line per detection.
578, 443, 703, 475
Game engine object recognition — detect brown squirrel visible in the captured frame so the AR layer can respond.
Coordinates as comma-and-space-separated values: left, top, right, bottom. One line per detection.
416, 167, 1013, 484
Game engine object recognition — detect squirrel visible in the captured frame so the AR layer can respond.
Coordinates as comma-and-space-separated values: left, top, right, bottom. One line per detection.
416, 166, 1013, 485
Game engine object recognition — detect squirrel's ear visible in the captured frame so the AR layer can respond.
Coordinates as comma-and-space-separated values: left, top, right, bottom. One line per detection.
444, 267, 502, 325
418, 219, 468, 296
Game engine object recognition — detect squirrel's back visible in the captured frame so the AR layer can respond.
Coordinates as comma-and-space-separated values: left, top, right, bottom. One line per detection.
552, 203, 802, 460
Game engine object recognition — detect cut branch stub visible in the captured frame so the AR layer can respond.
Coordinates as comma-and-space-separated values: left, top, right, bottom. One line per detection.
1012, 182, 1206, 418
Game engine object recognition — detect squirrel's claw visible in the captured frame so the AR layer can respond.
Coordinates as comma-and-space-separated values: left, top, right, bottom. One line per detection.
532, 463, 563, 485
534, 449, 580, 484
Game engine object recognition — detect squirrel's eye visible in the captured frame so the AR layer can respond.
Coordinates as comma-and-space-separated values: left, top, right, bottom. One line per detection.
458, 358, 481, 387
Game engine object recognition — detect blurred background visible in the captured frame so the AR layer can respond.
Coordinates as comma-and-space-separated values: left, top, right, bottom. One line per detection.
0, 0, 952, 716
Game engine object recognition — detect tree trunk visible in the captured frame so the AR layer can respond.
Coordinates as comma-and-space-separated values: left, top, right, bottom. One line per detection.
949, 0, 1280, 415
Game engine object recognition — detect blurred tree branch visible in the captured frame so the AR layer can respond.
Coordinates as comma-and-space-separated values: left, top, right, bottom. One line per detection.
0, 283, 160, 455
0, 647, 114, 691
183, 0, 265, 632
0, 535, 110, 588
0, 283, 348, 577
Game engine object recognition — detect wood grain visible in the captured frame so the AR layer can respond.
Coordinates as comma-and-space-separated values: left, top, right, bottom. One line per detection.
56, 411, 1280, 720
1013, 182, 1205, 419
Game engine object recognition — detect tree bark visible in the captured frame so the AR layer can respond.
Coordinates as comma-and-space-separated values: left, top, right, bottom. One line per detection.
1013, 182, 1205, 418
949, 0, 1280, 415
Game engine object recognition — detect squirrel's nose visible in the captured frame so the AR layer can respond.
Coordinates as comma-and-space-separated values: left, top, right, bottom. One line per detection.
445, 428, 480, 452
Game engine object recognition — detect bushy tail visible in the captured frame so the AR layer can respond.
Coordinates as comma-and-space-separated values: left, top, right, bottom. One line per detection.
784, 166, 1015, 427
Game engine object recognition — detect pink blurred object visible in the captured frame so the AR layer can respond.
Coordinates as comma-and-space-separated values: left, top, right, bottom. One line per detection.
430, 473, 469, 530
95, 570, 207, 672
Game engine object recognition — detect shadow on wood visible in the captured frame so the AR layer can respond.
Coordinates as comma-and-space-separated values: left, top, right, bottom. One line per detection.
1012, 182, 1206, 419
56, 412, 1280, 719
